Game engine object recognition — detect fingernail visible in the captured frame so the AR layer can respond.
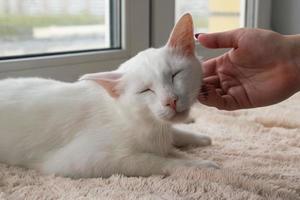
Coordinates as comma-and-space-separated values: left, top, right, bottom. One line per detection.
194, 33, 204, 40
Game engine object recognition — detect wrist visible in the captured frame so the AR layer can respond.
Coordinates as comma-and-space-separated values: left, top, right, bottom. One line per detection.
288, 35, 300, 67
286, 35, 300, 91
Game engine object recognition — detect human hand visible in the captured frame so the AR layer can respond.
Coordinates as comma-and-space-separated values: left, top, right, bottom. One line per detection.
197, 28, 300, 110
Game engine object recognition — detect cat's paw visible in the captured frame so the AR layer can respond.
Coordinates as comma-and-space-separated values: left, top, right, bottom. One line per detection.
192, 135, 212, 147
185, 159, 220, 169
184, 117, 195, 124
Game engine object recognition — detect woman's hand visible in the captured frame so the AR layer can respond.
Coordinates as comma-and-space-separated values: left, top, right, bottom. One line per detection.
197, 28, 300, 110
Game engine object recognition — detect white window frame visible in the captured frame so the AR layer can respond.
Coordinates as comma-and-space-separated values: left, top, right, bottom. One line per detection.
0, 0, 271, 81
0, 0, 150, 81
245, 0, 272, 29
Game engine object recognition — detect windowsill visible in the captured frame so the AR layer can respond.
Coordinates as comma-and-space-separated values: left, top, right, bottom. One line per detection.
0, 49, 129, 73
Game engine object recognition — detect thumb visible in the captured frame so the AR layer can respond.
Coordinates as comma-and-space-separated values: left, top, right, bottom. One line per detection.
196, 28, 245, 49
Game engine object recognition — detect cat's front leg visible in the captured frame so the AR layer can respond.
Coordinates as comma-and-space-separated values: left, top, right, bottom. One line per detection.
117, 152, 218, 177
171, 127, 212, 148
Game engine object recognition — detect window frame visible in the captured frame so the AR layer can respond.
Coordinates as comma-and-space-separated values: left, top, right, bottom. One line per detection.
0, 0, 150, 81
245, 0, 272, 29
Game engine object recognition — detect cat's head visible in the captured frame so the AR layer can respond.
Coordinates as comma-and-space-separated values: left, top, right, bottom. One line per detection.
80, 13, 202, 123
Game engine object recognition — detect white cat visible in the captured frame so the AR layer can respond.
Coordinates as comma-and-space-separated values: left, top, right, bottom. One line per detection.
0, 14, 218, 178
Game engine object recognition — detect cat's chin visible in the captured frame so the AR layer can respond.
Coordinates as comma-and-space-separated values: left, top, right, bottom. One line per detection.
162, 109, 190, 124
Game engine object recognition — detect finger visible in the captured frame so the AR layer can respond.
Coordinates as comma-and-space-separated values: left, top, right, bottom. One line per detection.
220, 95, 239, 110
198, 84, 224, 108
198, 84, 239, 110
196, 28, 245, 49
199, 84, 209, 97
198, 84, 223, 106
202, 58, 217, 77
215, 88, 225, 96
203, 75, 220, 87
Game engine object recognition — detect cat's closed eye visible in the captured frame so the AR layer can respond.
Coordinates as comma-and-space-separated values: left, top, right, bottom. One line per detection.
139, 88, 154, 94
172, 70, 183, 82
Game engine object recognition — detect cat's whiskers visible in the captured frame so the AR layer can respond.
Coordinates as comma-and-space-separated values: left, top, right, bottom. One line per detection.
187, 88, 202, 101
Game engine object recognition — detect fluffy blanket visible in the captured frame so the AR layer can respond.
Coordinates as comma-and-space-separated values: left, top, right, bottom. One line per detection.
1, 93, 300, 200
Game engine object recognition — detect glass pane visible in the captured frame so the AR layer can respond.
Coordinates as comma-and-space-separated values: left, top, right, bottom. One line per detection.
176, 0, 244, 33
0, 0, 120, 58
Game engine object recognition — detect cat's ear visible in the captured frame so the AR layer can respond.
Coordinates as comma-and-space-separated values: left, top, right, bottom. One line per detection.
79, 72, 123, 98
167, 13, 195, 56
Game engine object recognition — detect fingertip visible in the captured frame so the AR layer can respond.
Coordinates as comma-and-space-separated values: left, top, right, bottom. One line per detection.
196, 33, 214, 49
194, 33, 204, 40
196, 29, 241, 49
195, 33, 206, 41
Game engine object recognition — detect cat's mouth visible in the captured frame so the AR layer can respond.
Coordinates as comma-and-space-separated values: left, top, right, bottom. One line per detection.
165, 109, 190, 123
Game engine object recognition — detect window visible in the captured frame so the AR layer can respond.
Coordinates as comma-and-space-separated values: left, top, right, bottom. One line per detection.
176, 0, 244, 33
0, 0, 121, 58
0, 0, 270, 81
0, 0, 150, 81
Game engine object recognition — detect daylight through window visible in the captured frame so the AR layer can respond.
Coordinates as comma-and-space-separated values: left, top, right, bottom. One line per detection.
0, 0, 121, 58
176, 0, 244, 33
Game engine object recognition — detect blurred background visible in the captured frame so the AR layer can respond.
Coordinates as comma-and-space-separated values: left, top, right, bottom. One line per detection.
176, 0, 242, 33
0, 0, 109, 57
0, 0, 242, 57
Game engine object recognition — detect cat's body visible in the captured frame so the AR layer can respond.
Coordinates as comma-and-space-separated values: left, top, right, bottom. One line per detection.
0, 78, 121, 177
0, 14, 218, 178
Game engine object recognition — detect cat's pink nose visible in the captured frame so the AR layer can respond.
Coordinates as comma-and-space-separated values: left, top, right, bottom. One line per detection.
165, 97, 177, 111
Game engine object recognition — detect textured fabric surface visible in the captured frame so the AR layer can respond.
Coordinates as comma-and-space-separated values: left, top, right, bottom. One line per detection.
1, 94, 300, 200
